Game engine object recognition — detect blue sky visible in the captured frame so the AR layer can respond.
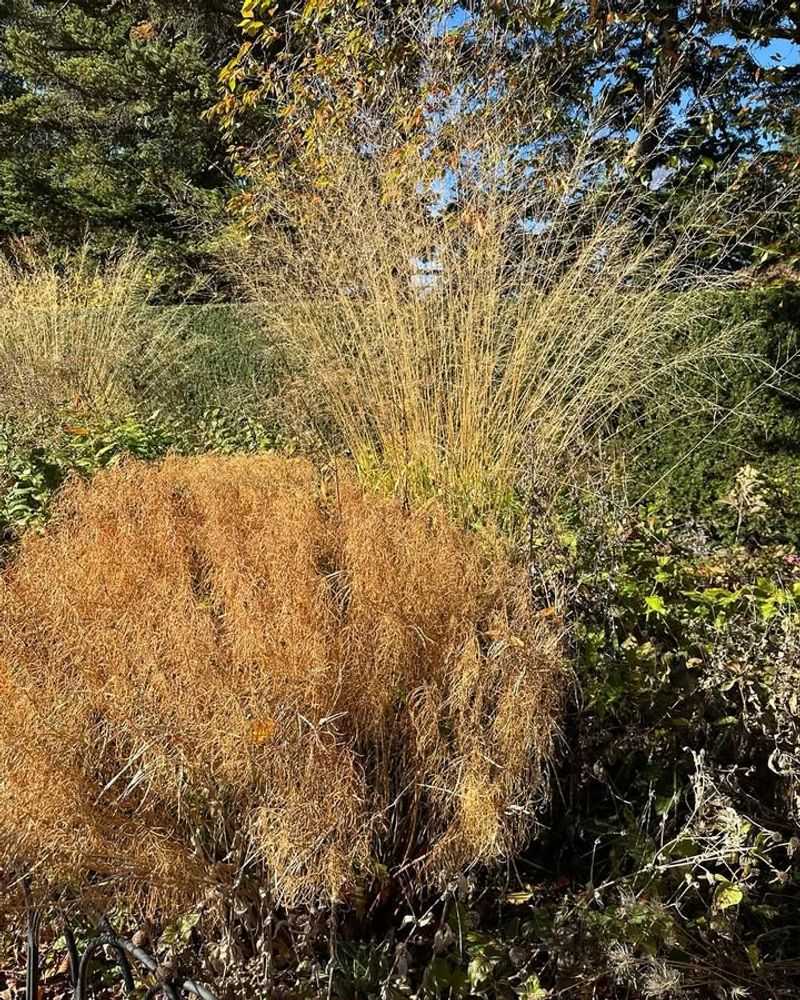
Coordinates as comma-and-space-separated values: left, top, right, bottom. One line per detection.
434, 6, 799, 69
749, 36, 799, 67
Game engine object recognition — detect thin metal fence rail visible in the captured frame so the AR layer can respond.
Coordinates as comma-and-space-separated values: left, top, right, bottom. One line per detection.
22, 899, 218, 1000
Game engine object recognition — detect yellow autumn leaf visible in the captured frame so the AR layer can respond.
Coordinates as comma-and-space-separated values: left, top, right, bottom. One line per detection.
250, 718, 276, 744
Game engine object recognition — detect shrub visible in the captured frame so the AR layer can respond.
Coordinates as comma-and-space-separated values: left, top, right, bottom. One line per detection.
0, 454, 563, 914
152, 303, 282, 422
535, 505, 800, 997
630, 285, 800, 524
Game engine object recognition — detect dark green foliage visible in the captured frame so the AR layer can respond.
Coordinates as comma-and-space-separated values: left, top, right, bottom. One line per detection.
631, 286, 800, 538
535, 502, 800, 997
0, 1, 240, 295
158, 303, 277, 413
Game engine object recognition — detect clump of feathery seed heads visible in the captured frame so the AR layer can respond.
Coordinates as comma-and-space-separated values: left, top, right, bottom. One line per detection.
0, 242, 185, 428
0, 454, 563, 914
235, 111, 765, 524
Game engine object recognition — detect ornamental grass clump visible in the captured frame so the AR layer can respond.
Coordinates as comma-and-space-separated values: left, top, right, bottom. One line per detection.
0, 454, 563, 914
0, 242, 186, 430
237, 117, 762, 523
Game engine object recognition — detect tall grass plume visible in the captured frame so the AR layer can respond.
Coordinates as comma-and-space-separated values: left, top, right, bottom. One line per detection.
235, 106, 767, 522
0, 242, 184, 428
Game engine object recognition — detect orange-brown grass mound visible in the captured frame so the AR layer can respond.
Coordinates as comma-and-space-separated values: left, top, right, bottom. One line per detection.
0, 455, 563, 914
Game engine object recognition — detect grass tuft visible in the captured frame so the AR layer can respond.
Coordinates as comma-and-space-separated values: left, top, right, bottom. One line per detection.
0, 242, 184, 428
0, 454, 563, 912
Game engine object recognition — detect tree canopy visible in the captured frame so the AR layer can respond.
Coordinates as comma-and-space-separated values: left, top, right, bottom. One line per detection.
1, 1, 798, 285
215, 1, 799, 260
218, 2, 800, 162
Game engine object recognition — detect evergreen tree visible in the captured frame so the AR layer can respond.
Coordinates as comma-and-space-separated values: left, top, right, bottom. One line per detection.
0, 1, 240, 293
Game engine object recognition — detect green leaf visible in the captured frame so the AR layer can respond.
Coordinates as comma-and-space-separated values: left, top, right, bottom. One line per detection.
715, 883, 744, 910
505, 889, 535, 905
519, 974, 549, 999
644, 594, 667, 615
467, 954, 494, 987
683, 587, 740, 606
